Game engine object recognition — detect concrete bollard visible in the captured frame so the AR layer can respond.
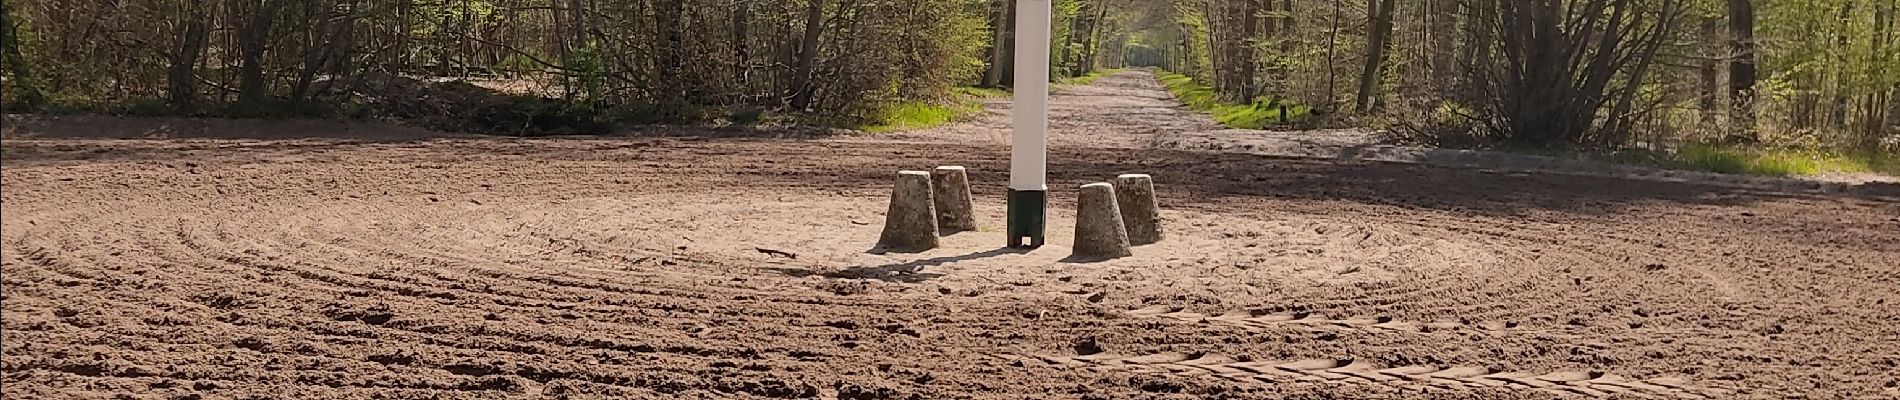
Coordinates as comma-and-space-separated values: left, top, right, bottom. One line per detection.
876, 171, 941, 252
1114, 174, 1162, 245
931, 166, 978, 233
1072, 182, 1133, 260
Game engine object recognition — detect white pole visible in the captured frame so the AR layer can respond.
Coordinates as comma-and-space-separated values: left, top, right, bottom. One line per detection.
1006, 0, 1052, 248
1010, 0, 1050, 192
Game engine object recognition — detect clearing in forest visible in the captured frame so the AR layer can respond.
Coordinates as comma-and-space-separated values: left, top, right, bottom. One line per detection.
3, 71, 1898, 399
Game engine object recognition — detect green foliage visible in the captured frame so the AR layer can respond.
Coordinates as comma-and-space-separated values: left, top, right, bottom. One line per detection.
855, 89, 993, 133
1600, 144, 1900, 177
406, 0, 501, 72
1052, 0, 1084, 72
883, 0, 993, 104
4, 0, 1008, 131
1158, 71, 1309, 129
1169, 3, 1214, 83
566, 40, 606, 103
0, 0, 46, 112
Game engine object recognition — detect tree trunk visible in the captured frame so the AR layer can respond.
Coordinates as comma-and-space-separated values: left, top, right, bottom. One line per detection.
570, 0, 586, 47
1605, 0, 1676, 146
1204, 0, 1222, 92
1430, 0, 1455, 92
291, 0, 338, 103
654, 0, 686, 111
236, 0, 283, 107
323, 0, 357, 94
1459, 0, 1495, 105
1180, 24, 1193, 74
733, 1, 751, 100
1873, 1, 1897, 145
1275, 0, 1293, 98
1236, 0, 1261, 101
1324, 0, 1341, 110
168, 0, 213, 113
1727, 0, 1757, 141
1063, 7, 1082, 76
1354, 0, 1396, 114
1002, 0, 1017, 86
775, 8, 796, 98
789, 0, 827, 110
983, 0, 1008, 87
1829, 3, 1853, 130
1697, 15, 1718, 128
1079, 0, 1108, 75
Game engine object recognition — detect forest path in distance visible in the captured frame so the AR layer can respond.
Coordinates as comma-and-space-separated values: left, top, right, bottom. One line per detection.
884, 69, 1899, 192
3, 71, 1899, 399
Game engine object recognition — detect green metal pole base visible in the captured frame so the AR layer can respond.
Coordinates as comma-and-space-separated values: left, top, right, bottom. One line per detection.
1006, 190, 1046, 248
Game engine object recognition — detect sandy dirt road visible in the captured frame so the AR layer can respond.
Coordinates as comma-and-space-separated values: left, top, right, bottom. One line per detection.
4, 71, 1898, 399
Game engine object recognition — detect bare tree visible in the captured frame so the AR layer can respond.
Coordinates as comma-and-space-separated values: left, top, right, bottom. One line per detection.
1470, 0, 1684, 147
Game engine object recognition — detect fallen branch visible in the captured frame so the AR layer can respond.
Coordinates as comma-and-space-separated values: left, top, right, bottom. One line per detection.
755, 247, 797, 259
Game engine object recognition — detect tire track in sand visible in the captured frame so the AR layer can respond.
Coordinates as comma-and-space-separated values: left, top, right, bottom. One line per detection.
998, 351, 1718, 398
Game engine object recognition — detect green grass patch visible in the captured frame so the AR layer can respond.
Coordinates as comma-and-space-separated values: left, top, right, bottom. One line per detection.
855, 88, 1003, 133
1057, 68, 1123, 87
1608, 144, 1900, 177
1156, 71, 1309, 129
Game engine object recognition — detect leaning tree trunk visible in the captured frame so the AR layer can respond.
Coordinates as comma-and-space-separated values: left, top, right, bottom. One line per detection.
290, 0, 340, 103
1354, 0, 1396, 114
168, 0, 213, 113
789, 0, 826, 110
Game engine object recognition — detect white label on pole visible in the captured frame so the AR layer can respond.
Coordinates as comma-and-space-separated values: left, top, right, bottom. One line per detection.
1010, 0, 1051, 191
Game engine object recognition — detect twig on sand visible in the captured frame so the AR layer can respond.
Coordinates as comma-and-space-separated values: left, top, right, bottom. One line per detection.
755, 247, 798, 259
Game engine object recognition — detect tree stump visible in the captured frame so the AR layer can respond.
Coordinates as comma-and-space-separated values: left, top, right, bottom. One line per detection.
1072, 182, 1132, 260
876, 171, 940, 252
1114, 174, 1162, 245
932, 166, 977, 233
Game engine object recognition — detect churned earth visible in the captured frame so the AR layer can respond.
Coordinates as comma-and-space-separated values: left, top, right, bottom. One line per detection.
3, 71, 1898, 399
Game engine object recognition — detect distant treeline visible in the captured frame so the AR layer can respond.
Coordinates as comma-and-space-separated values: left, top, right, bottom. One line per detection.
0, 0, 1124, 130
1133, 0, 1900, 150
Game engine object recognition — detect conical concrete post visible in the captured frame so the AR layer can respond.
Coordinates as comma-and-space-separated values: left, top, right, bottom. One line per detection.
1072, 182, 1132, 260
932, 166, 977, 233
877, 171, 940, 252
1114, 174, 1162, 245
